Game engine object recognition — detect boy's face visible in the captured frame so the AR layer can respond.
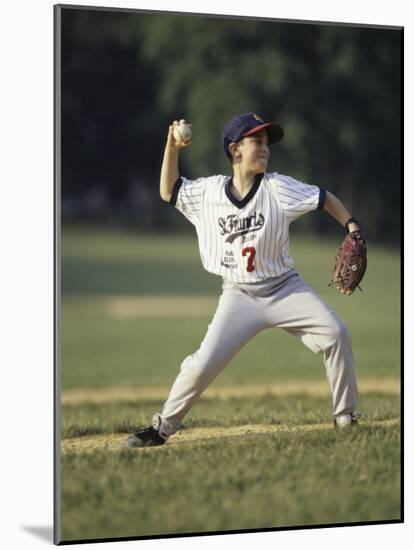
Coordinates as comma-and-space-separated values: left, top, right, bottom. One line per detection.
233, 129, 270, 173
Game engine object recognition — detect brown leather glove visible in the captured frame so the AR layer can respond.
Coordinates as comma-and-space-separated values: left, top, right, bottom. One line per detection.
329, 230, 367, 295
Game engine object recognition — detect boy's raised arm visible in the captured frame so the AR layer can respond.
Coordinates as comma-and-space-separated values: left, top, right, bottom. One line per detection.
160, 120, 191, 202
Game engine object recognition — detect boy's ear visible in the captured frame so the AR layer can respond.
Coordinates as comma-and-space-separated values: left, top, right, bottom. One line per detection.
228, 141, 241, 160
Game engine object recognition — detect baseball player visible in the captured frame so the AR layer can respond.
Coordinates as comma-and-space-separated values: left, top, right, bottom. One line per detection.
127, 112, 363, 448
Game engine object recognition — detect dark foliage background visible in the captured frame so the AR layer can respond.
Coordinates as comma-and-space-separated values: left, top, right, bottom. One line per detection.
60, 7, 402, 245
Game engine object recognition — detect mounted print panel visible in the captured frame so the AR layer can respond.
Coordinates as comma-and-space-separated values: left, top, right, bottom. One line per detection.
54, 4, 403, 545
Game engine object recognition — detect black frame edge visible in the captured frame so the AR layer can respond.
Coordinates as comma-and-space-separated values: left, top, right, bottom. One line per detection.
53, 3, 62, 546
55, 3, 403, 31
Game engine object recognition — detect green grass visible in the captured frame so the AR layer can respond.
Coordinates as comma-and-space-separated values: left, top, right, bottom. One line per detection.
58, 227, 401, 542
61, 312, 400, 389
61, 227, 400, 299
60, 228, 400, 389
61, 228, 220, 296
60, 395, 401, 542
61, 394, 399, 439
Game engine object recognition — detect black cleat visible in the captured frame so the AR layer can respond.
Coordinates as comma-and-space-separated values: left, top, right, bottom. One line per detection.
127, 426, 167, 448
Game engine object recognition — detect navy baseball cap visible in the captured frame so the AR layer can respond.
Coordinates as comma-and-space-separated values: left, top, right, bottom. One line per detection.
222, 112, 284, 157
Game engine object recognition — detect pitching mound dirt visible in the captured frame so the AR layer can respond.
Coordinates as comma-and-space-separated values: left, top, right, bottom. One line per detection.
105, 295, 217, 319
61, 418, 399, 454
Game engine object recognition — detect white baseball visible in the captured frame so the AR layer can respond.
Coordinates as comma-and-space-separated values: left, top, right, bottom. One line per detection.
173, 121, 192, 143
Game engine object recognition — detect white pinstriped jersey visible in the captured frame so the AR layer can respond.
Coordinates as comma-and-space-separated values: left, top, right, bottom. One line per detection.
170, 171, 325, 284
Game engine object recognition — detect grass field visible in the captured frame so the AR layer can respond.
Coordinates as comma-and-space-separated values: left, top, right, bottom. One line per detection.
59, 227, 401, 543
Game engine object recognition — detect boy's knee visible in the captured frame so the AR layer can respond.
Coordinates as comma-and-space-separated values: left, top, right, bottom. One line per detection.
324, 317, 351, 349
301, 316, 351, 354
331, 317, 349, 338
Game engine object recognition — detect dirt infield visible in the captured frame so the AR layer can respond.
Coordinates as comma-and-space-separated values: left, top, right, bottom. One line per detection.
61, 418, 400, 454
61, 376, 399, 405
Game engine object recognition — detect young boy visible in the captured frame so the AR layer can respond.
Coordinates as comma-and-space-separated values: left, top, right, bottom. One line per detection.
127, 112, 363, 448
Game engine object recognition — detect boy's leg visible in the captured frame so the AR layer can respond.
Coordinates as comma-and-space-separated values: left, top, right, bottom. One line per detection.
265, 275, 358, 418
154, 286, 269, 437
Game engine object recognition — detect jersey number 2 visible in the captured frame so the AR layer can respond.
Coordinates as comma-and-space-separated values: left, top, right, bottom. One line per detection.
242, 247, 256, 272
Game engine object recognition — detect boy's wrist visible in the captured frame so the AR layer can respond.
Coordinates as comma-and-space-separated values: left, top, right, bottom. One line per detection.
347, 222, 360, 233
166, 143, 180, 153
345, 217, 360, 233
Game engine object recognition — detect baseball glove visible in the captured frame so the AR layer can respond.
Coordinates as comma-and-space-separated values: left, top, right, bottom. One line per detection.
329, 230, 367, 295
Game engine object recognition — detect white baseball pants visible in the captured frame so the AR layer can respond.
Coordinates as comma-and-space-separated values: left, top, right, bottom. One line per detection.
153, 272, 358, 436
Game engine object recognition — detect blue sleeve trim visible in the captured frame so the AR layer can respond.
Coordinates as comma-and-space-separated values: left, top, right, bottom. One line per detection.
170, 177, 183, 206
318, 188, 326, 209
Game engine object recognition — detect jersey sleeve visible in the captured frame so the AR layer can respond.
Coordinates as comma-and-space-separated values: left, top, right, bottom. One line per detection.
272, 173, 326, 223
169, 176, 207, 225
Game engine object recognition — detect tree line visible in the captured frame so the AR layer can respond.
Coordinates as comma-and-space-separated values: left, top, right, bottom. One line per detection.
60, 7, 402, 244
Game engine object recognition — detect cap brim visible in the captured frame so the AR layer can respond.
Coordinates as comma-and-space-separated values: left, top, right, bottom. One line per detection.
243, 122, 284, 143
